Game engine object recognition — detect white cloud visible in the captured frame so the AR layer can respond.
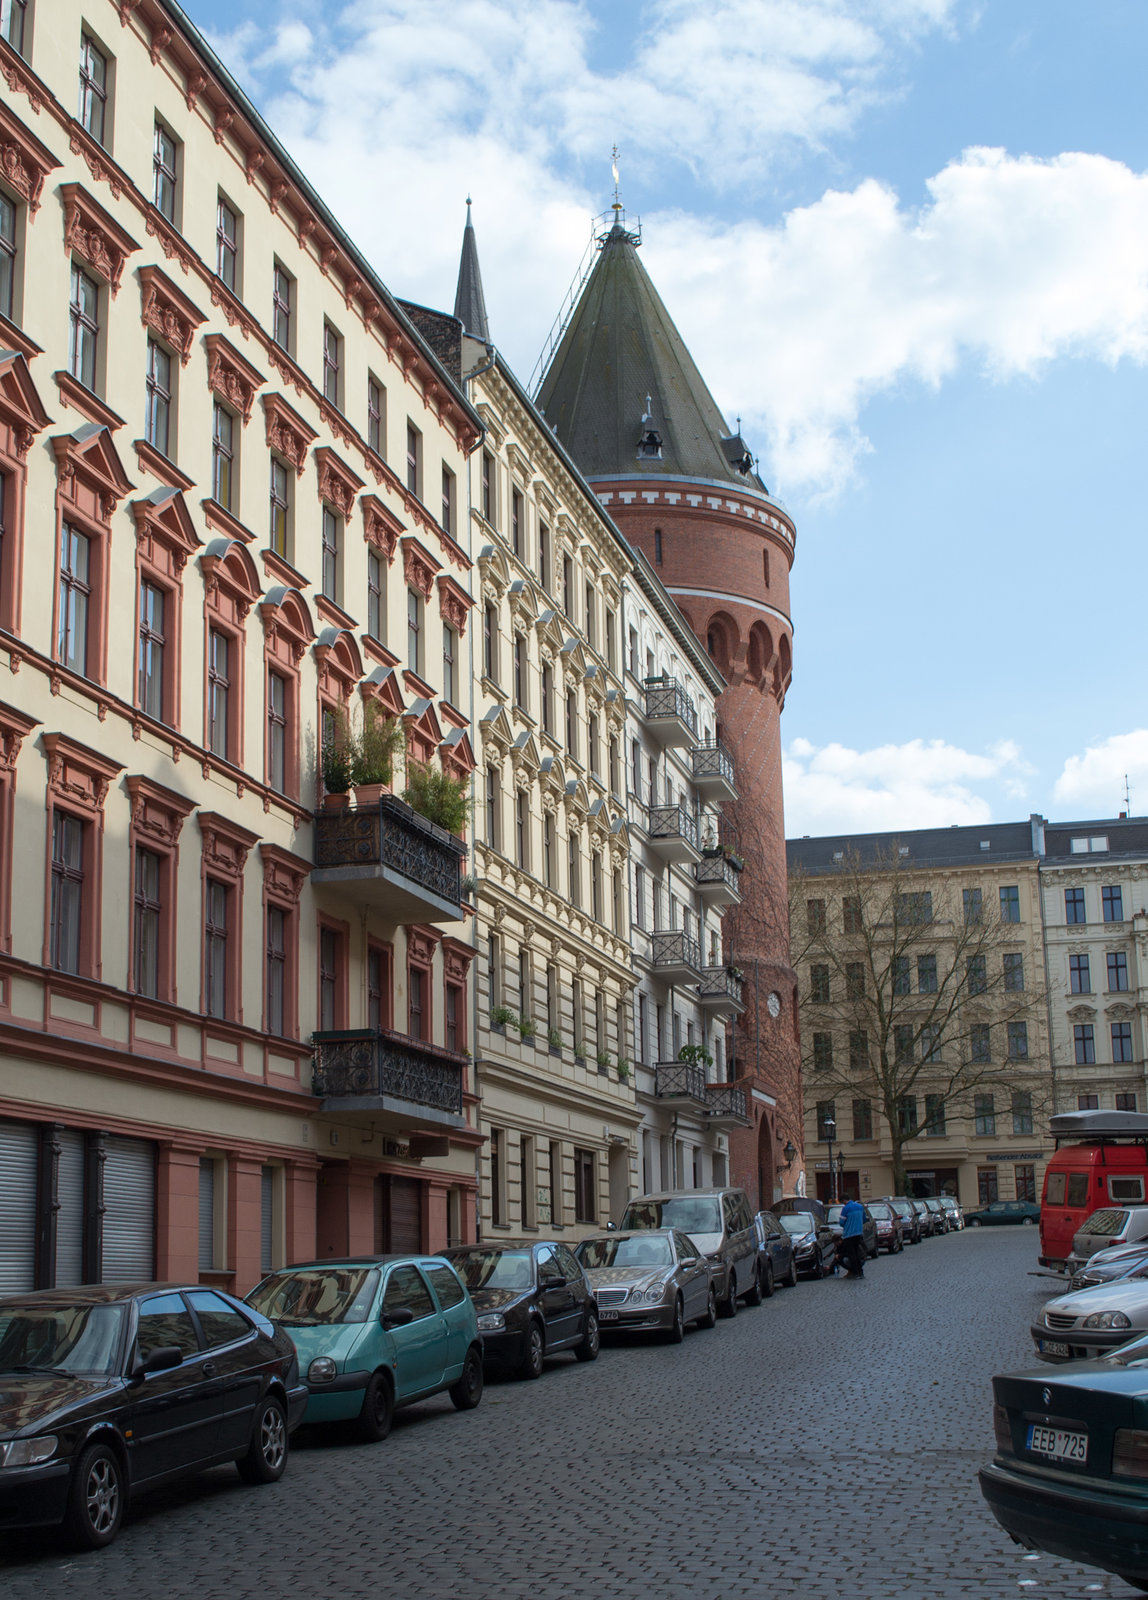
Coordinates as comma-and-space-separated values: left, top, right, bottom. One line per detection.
1052, 731, 1148, 818
783, 736, 1033, 834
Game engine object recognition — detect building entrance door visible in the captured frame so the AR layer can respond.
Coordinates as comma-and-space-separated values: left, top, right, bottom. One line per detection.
381, 1176, 423, 1251
908, 1168, 959, 1199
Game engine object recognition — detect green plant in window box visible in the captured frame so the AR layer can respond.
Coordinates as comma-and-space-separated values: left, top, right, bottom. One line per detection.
616, 1056, 632, 1083
517, 1016, 536, 1039
596, 1049, 612, 1073
403, 759, 469, 836
353, 703, 404, 796
491, 1005, 518, 1032
547, 1026, 562, 1054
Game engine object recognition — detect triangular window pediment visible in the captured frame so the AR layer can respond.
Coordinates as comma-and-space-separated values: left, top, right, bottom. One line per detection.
0, 351, 51, 454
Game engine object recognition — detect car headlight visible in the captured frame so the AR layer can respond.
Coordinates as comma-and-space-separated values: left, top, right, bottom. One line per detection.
476, 1312, 506, 1331
0, 1436, 58, 1468
1083, 1311, 1132, 1330
307, 1357, 337, 1383
645, 1287, 664, 1303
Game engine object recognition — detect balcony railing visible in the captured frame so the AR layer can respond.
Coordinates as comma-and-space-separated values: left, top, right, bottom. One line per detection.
698, 966, 745, 1008
312, 794, 466, 917
705, 1083, 749, 1120
650, 928, 702, 974
647, 803, 699, 853
654, 1061, 707, 1103
643, 676, 698, 739
694, 855, 742, 900
312, 1028, 465, 1119
691, 741, 737, 799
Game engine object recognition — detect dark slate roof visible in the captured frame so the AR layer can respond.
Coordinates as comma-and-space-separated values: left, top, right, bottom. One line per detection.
536, 223, 764, 489
453, 201, 490, 343
397, 300, 462, 386
787, 820, 1041, 876
1043, 816, 1148, 863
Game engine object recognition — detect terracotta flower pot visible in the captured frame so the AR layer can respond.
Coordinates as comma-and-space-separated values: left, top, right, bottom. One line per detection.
324, 792, 350, 811
354, 783, 388, 807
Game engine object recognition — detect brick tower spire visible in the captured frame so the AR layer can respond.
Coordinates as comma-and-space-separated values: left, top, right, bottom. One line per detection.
537, 219, 802, 1205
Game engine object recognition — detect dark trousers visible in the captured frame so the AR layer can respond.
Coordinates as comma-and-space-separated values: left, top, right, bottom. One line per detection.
842, 1236, 866, 1276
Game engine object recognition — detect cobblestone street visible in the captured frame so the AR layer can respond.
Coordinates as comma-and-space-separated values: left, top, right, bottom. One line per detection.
2, 1228, 1141, 1599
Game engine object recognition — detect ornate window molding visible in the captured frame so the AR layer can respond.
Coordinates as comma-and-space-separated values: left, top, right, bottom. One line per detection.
402, 535, 439, 601
42, 731, 123, 815
205, 332, 265, 424
0, 99, 60, 213
437, 573, 473, 637
361, 493, 403, 562
313, 444, 364, 517
0, 351, 51, 635
0, 699, 38, 952
138, 265, 205, 367
262, 391, 316, 478
60, 183, 139, 296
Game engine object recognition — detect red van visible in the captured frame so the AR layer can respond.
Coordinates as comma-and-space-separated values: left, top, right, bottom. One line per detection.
1040, 1110, 1148, 1269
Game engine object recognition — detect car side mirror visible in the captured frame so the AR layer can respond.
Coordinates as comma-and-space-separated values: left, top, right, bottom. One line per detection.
129, 1344, 183, 1384
382, 1307, 415, 1329
540, 1272, 564, 1290
606, 1222, 617, 1232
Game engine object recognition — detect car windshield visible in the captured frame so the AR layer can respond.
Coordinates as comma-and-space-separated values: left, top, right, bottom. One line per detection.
868, 1204, 891, 1219
448, 1250, 535, 1291
246, 1268, 379, 1326
940, 1198, 959, 1209
890, 1202, 912, 1216
1104, 1330, 1148, 1367
577, 1237, 673, 1270
1080, 1209, 1128, 1236
780, 1214, 817, 1235
0, 1301, 127, 1377
621, 1198, 723, 1235
827, 1207, 846, 1223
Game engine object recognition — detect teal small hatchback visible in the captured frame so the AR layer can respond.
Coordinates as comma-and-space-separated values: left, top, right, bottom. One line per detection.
245, 1255, 483, 1442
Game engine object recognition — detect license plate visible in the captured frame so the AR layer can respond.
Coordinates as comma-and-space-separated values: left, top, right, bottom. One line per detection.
599, 1309, 620, 1322
1038, 1339, 1071, 1358
1027, 1424, 1087, 1463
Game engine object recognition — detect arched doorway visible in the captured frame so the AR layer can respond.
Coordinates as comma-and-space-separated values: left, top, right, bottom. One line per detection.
756, 1116, 774, 1211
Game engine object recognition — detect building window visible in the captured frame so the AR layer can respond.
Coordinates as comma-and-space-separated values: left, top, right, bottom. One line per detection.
815, 1101, 836, 1141
539, 522, 550, 590
971, 1023, 991, 1064
133, 846, 161, 998
1065, 887, 1086, 925
367, 378, 384, 456
212, 403, 234, 509
485, 765, 500, 851
848, 1030, 868, 1071
68, 264, 99, 390
1071, 835, 1109, 854
483, 602, 498, 682
57, 523, 91, 676
974, 1094, 996, 1136
204, 879, 229, 1019
999, 885, 1020, 923
319, 926, 341, 1032
517, 948, 530, 1019
2, 0, 27, 53
1007, 1021, 1029, 1061
206, 628, 230, 759
924, 1095, 946, 1137
50, 812, 85, 973
540, 662, 554, 736
978, 1167, 999, 1206
806, 899, 826, 934
441, 466, 455, 537
653, 529, 663, 565
1078, 1094, 1100, 1111
78, 35, 109, 146
894, 1025, 914, 1065
1116, 1092, 1138, 1113
264, 905, 286, 1035
152, 122, 178, 223
216, 197, 238, 291
808, 963, 830, 1003
267, 670, 287, 793
584, 582, 595, 649
568, 830, 580, 907
543, 814, 554, 888
1012, 1091, 1034, 1136
886, 956, 907, 995
366, 551, 383, 641
367, 944, 390, 1031
1003, 952, 1025, 992
442, 624, 457, 704
1015, 1164, 1036, 1204
1108, 951, 1129, 992
628, 626, 639, 677
137, 579, 166, 722
445, 983, 461, 1053
917, 954, 937, 994
322, 322, 341, 407
565, 691, 577, 759
588, 712, 600, 778
406, 587, 421, 673
1074, 1023, 1095, 1065
489, 1129, 504, 1226
408, 964, 426, 1040
488, 931, 501, 1013
574, 1149, 595, 1224
511, 488, 522, 558
845, 961, 865, 1000
0, 190, 15, 320
272, 264, 292, 352
896, 890, 933, 925
852, 1097, 873, 1140
406, 424, 420, 497
321, 506, 340, 603
144, 338, 172, 458
562, 555, 573, 620
965, 953, 986, 995
480, 450, 494, 524
269, 456, 290, 557
812, 1032, 833, 1072
1103, 885, 1124, 923
1069, 953, 1091, 994
516, 790, 528, 870
513, 635, 526, 708
963, 887, 982, 923
1112, 1022, 1134, 1063
921, 1025, 942, 1063
898, 1096, 918, 1135
591, 852, 602, 922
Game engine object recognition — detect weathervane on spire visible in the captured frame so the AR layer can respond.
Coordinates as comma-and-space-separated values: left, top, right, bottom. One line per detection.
611, 145, 622, 218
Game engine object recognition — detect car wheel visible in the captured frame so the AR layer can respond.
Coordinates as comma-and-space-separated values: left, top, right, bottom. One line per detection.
718, 1272, 738, 1317
744, 1266, 764, 1307
65, 1441, 124, 1551
449, 1347, 485, 1409
237, 1395, 288, 1482
355, 1372, 394, 1443
762, 1261, 775, 1298
519, 1320, 545, 1380
697, 1286, 718, 1328
868, 1241, 879, 1260
785, 1257, 798, 1288
813, 1251, 827, 1280
575, 1310, 600, 1362
665, 1295, 685, 1344
1022, 1217, 1036, 1227
970, 1218, 981, 1227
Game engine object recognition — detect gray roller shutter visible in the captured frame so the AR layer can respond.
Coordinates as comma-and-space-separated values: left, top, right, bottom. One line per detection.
55, 1128, 86, 1288
386, 1177, 423, 1252
199, 1158, 216, 1271
0, 1120, 37, 1292
101, 1136, 155, 1282
260, 1166, 274, 1274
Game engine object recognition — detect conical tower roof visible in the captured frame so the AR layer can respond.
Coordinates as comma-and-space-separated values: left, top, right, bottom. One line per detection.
453, 199, 490, 343
536, 222, 760, 488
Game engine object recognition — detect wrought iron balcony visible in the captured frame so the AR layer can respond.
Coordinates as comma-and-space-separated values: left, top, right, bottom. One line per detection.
648, 928, 702, 983
312, 1028, 467, 1130
697, 965, 745, 1016
691, 741, 737, 802
654, 1061, 707, 1104
643, 676, 698, 747
312, 793, 466, 924
646, 802, 701, 863
694, 854, 742, 906
705, 1083, 750, 1124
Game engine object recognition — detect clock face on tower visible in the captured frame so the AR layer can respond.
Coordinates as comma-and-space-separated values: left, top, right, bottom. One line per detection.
767, 991, 781, 1019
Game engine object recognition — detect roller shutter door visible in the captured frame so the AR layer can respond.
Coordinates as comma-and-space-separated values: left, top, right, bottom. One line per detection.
54, 1128, 86, 1288
101, 1136, 155, 1282
199, 1159, 215, 1271
385, 1176, 423, 1252
260, 1167, 274, 1274
0, 1120, 37, 1292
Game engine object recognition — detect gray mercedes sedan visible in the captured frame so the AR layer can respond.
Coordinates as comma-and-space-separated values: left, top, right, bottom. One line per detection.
574, 1230, 717, 1343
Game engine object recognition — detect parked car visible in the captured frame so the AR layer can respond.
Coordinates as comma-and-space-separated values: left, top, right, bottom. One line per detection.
884, 1197, 922, 1244
246, 1255, 483, 1439
1069, 1248, 1148, 1294
1031, 1280, 1148, 1363
1067, 1205, 1148, 1275
777, 1210, 838, 1278
0, 1283, 306, 1550
827, 1203, 879, 1260
923, 1197, 951, 1233
980, 1333, 1148, 1589
866, 1200, 904, 1254
939, 1196, 965, 1230
618, 1188, 760, 1315
442, 1241, 598, 1378
965, 1199, 1041, 1227
574, 1230, 716, 1340
909, 1198, 937, 1237
751, 1211, 799, 1294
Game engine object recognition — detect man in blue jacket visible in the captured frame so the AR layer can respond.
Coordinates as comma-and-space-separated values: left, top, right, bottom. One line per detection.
839, 1195, 867, 1278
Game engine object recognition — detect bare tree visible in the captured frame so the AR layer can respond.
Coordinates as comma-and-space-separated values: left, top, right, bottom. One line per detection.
788, 848, 1049, 1195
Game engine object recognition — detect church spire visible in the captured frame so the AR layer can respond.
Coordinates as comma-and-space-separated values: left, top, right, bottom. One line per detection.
453, 197, 490, 343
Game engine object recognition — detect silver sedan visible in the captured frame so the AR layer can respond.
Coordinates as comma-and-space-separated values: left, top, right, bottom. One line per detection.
575, 1229, 717, 1343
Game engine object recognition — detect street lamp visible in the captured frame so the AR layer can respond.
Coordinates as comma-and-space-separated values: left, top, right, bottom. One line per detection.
783, 1139, 797, 1169
822, 1116, 837, 1204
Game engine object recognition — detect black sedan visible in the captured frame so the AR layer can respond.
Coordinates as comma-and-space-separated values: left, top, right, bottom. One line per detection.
442, 1241, 599, 1379
0, 1283, 306, 1550
778, 1211, 838, 1278
752, 1211, 799, 1294
980, 1335, 1148, 1590
885, 1197, 922, 1244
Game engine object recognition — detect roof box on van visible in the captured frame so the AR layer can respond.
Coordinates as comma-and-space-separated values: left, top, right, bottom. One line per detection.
1050, 1110, 1148, 1140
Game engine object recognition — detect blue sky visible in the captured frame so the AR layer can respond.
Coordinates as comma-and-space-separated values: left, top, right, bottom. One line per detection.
188, 0, 1148, 835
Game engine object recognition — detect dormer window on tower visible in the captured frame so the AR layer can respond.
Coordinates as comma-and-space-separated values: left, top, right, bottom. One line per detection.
637, 395, 662, 459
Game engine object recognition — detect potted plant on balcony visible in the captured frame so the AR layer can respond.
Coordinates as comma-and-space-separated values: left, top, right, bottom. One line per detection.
404, 759, 469, 837
722, 848, 745, 873
353, 703, 404, 807
677, 1043, 714, 1070
491, 1005, 517, 1034
616, 1055, 632, 1083
547, 1025, 562, 1057
517, 1016, 536, 1044
320, 711, 356, 809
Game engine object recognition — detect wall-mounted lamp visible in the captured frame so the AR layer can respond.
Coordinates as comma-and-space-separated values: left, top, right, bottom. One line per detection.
783, 1140, 797, 1169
